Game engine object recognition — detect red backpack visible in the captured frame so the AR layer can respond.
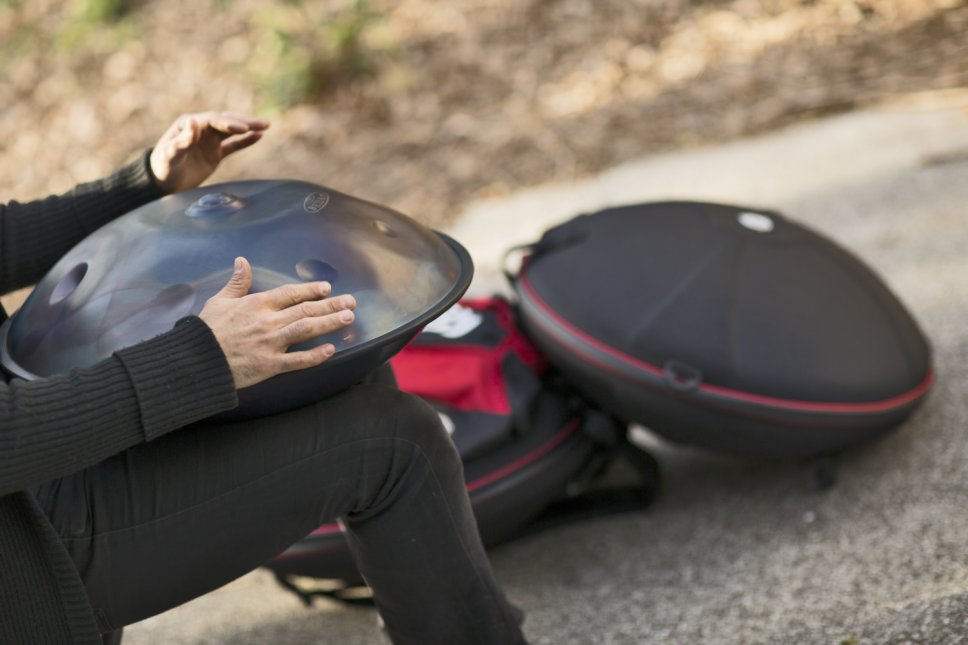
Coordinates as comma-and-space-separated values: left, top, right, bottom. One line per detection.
391, 296, 550, 463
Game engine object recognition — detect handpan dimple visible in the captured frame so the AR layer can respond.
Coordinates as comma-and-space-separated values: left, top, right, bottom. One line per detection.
295, 259, 339, 284
49, 263, 88, 305
186, 192, 245, 218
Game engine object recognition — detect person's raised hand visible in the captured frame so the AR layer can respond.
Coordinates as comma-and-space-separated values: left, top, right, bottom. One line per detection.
198, 257, 356, 390
149, 111, 270, 193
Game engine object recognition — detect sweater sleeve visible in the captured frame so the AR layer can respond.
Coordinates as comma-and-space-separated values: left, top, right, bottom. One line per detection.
0, 150, 165, 293
0, 316, 238, 497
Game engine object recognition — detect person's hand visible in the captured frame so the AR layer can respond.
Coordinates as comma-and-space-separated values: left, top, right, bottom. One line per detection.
149, 111, 270, 193
198, 257, 356, 390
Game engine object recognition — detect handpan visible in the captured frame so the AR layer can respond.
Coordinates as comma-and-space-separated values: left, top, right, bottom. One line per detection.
0, 180, 473, 419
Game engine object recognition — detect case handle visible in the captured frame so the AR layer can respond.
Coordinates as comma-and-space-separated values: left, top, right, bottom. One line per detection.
663, 360, 703, 393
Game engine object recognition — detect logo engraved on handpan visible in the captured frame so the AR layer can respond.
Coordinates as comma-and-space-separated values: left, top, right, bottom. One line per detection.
304, 192, 330, 213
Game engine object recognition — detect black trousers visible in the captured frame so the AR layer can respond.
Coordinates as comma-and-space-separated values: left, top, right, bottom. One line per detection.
32, 367, 526, 645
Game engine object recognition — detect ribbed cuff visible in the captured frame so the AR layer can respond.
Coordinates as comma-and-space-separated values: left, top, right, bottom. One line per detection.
72, 149, 167, 233
115, 316, 238, 441
143, 146, 167, 192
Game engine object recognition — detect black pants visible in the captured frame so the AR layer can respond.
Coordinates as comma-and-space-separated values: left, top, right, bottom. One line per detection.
32, 367, 526, 645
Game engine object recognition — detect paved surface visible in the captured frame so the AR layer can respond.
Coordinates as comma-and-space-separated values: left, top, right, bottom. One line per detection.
126, 92, 968, 644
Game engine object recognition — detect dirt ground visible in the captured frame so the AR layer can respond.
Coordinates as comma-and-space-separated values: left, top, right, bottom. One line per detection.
1, 0, 967, 230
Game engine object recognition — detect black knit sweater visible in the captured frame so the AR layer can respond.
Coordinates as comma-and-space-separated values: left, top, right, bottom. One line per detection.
0, 153, 239, 643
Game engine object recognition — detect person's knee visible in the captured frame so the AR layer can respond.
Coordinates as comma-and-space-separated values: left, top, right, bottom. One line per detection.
343, 387, 463, 520
381, 388, 456, 461
337, 384, 455, 456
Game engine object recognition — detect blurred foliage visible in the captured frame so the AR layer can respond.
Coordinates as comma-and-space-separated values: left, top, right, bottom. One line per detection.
0, 0, 139, 68
0, 0, 387, 108
76, 0, 136, 22
0, 2, 40, 69
246, 0, 386, 109
55, 6, 139, 54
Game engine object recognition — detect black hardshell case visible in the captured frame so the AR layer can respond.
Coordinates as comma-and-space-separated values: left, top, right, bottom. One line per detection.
513, 202, 933, 458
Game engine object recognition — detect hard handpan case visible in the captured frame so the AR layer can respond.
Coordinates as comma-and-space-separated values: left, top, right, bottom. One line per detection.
512, 201, 934, 458
0, 180, 473, 419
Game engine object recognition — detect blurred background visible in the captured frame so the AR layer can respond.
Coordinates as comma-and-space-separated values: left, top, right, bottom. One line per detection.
1, 0, 966, 228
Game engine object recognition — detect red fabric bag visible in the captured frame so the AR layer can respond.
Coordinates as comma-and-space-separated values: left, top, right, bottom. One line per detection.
391, 296, 549, 460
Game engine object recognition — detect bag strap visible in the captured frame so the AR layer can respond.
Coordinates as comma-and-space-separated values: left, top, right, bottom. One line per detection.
271, 571, 375, 608
502, 243, 534, 287
503, 215, 592, 286
518, 409, 661, 537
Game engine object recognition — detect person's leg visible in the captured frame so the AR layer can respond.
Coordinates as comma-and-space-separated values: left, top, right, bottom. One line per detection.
33, 372, 526, 644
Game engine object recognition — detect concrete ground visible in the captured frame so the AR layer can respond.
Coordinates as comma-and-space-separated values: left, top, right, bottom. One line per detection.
125, 91, 968, 644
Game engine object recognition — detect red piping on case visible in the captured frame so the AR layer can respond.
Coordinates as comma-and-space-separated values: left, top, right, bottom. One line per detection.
308, 523, 343, 537
465, 417, 582, 493
519, 275, 934, 415
298, 417, 583, 543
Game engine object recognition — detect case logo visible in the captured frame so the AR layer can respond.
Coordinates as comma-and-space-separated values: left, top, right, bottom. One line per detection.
304, 192, 330, 213
437, 411, 456, 436
738, 211, 775, 233
423, 303, 483, 339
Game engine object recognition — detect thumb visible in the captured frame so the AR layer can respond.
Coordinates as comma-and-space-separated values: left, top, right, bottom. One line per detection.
217, 257, 252, 299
